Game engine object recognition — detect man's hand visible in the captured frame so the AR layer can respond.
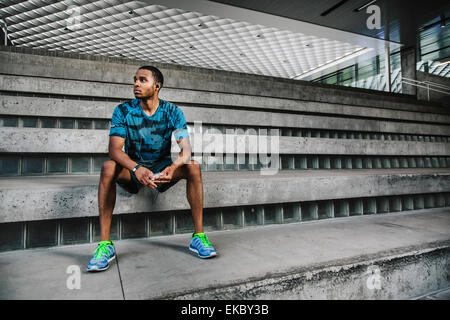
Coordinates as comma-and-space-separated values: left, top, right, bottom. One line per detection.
134, 166, 158, 189
155, 165, 176, 184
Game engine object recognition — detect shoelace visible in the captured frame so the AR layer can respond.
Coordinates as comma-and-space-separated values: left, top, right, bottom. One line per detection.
94, 242, 111, 259
196, 234, 212, 248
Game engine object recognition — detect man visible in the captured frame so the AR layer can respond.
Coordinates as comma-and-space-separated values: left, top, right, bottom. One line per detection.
87, 66, 217, 272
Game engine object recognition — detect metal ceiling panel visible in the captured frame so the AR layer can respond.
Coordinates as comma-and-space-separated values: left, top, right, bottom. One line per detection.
0, 0, 370, 79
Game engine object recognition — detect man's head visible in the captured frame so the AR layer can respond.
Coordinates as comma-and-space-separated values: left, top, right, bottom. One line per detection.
133, 66, 164, 99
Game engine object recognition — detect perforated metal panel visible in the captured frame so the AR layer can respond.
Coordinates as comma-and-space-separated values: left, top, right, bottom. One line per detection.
0, 0, 366, 79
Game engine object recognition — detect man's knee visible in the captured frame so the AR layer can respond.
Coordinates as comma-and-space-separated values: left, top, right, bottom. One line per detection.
100, 160, 120, 180
185, 160, 201, 178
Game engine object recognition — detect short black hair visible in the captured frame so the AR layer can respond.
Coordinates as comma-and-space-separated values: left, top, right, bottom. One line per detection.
138, 65, 164, 89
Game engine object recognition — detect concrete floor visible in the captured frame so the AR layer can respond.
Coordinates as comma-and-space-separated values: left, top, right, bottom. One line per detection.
414, 287, 450, 300
0, 208, 449, 300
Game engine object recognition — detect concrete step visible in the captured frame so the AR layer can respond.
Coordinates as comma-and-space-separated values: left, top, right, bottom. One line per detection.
2, 46, 448, 114
1, 168, 449, 223
0, 208, 448, 300
4, 94, 450, 133
411, 286, 450, 300
3, 90, 450, 126
2, 127, 449, 154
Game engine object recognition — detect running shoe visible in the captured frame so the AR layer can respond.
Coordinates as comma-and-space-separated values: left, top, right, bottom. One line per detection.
86, 240, 116, 272
189, 233, 217, 259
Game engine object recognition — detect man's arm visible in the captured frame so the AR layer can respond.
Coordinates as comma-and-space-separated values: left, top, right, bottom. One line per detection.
109, 136, 157, 188
108, 136, 138, 171
156, 137, 192, 182
170, 137, 192, 169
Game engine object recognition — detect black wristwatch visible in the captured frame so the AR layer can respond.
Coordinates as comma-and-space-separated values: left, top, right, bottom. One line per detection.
132, 164, 142, 173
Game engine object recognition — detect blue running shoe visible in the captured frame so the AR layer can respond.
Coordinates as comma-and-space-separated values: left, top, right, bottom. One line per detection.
87, 241, 115, 272
189, 233, 217, 259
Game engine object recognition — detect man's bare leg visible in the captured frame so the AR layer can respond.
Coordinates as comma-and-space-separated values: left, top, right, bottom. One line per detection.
99, 159, 205, 239
185, 161, 204, 234
168, 160, 216, 257
98, 160, 130, 241
170, 160, 204, 234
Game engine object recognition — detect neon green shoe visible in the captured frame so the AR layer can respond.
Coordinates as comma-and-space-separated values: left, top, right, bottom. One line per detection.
189, 233, 217, 258
86, 241, 116, 272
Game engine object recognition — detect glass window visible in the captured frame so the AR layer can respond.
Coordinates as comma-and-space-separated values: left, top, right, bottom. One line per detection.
71, 156, 90, 173
206, 155, 223, 171
0, 155, 20, 175
222, 207, 242, 229
93, 155, 109, 172
202, 208, 221, 231
40, 118, 57, 128
283, 203, 299, 223
318, 200, 334, 219
264, 205, 280, 224
47, 157, 67, 173
22, 117, 38, 128
223, 154, 237, 171
281, 155, 294, 169
60, 218, 89, 245
244, 206, 262, 226
78, 119, 93, 129
60, 119, 75, 129
1, 116, 18, 127
26, 220, 58, 248
22, 157, 44, 174
237, 154, 249, 170
174, 210, 194, 234
121, 213, 147, 239
92, 215, 120, 241
150, 212, 173, 237
334, 199, 349, 217
0, 222, 24, 251
94, 120, 109, 130
301, 202, 318, 221
349, 199, 363, 216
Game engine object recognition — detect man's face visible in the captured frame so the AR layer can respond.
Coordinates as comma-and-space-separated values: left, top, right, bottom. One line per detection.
133, 69, 159, 99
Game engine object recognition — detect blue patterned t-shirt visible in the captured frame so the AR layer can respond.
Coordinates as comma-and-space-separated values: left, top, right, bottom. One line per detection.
109, 98, 189, 166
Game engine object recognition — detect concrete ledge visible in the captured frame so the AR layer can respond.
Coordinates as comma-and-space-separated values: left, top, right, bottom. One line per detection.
0, 169, 449, 223
168, 241, 450, 300
3, 94, 450, 130
1, 47, 447, 114
2, 94, 450, 125
1, 127, 449, 155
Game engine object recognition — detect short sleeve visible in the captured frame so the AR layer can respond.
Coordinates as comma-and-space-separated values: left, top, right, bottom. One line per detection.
109, 105, 127, 138
171, 106, 189, 141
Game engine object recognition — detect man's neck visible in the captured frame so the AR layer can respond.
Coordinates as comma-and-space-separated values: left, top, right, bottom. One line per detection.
140, 96, 160, 115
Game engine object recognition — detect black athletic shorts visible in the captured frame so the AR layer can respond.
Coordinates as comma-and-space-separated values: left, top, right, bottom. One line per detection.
117, 158, 179, 194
